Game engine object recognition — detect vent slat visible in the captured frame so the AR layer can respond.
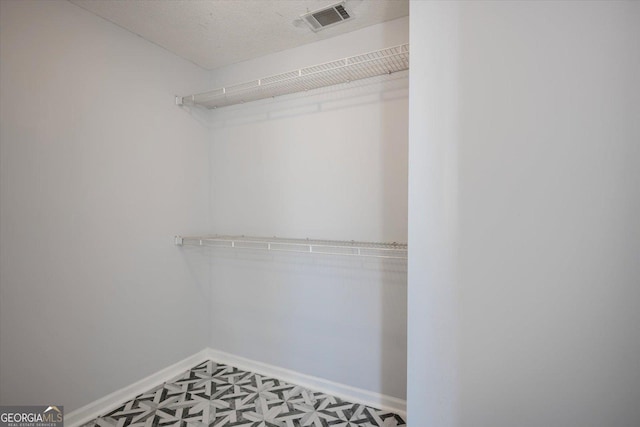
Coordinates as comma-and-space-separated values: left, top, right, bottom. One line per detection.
335, 5, 350, 19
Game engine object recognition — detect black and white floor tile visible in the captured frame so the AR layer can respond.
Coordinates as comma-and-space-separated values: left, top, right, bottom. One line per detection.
81, 360, 406, 427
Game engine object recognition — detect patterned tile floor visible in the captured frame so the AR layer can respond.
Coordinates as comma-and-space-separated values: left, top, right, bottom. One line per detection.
82, 360, 406, 427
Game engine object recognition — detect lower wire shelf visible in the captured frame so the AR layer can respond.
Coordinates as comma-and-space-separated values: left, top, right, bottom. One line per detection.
175, 235, 407, 260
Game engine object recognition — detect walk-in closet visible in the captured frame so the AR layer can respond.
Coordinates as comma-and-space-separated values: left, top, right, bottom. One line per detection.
2, 1, 639, 427
1, 1, 411, 426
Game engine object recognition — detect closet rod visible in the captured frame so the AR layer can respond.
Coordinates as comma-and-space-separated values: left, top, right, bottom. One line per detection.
176, 44, 409, 110
175, 235, 407, 260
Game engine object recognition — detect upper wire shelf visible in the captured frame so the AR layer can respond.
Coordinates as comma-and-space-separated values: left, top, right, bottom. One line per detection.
176, 44, 409, 110
175, 235, 407, 260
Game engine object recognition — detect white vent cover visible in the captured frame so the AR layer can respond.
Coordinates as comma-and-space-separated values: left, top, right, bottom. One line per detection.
301, 2, 352, 32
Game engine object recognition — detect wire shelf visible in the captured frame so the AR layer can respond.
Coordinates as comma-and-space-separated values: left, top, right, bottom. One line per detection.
175, 235, 407, 260
177, 44, 409, 109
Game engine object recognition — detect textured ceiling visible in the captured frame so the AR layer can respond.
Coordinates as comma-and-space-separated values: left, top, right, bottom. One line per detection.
69, 0, 409, 70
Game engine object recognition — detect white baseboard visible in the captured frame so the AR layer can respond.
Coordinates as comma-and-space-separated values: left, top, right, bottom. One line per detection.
65, 347, 406, 426
65, 349, 211, 427
205, 348, 407, 418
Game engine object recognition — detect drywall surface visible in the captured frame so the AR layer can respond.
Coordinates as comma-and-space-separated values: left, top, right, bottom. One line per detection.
407, 2, 460, 426
207, 17, 409, 399
408, 1, 640, 426
0, 0, 211, 410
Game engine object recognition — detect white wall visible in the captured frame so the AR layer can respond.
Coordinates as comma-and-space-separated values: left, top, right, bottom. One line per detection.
407, 2, 460, 425
207, 17, 409, 399
0, 0, 211, 410
408, 1, 640, 426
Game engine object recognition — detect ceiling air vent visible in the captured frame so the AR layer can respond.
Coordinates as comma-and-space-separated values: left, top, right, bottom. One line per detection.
301, 2, 353, 32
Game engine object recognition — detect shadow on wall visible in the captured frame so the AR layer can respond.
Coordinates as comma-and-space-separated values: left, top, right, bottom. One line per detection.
208, 248, 407, 399
197, 72, 409, 399
204, 71, 409, 129
379, 71, 409, 401
178, 244, 212, 304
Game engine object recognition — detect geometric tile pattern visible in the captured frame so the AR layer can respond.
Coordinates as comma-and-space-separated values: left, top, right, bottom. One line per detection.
81, 360, 406, 427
